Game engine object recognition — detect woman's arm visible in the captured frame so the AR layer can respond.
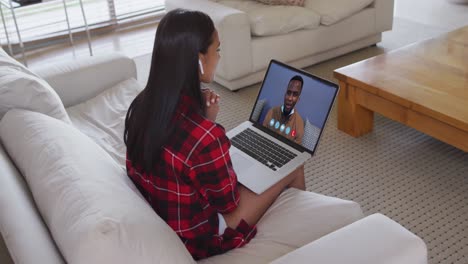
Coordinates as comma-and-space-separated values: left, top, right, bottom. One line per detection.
201, 88, 220, 122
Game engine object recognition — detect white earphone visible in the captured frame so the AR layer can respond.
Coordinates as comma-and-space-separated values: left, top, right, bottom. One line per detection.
198, 59, 204, 75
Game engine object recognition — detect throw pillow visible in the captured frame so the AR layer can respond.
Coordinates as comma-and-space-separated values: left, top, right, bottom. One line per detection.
219, 0, 320, 36
0, 48, 37, 76
256, 0, 305, 6
0, 48, 71, 124
304, 0, 374, 25
0, 109, 195, 264
302, 118, 321, 150
67, 78, 142, 167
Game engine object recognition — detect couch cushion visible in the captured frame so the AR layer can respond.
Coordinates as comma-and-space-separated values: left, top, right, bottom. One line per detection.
256, 0, 304, 6
67, 78, 142, 168
0, 109, 195, 264
31, 53, 138, 108
198, 188, 364, 263
250, 8, 376, 72
218, 0, 320, 36
270, 214, 428, 264
304, 0, 374, 25
198, 239, 295, 264
256, 188, 363, 248
0, 48, 71, 124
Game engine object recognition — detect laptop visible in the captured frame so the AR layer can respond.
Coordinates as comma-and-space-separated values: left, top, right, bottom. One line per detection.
226, 60, 339, 194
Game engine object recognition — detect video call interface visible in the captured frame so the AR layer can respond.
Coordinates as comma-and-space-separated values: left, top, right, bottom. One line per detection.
252, 62, 338, 153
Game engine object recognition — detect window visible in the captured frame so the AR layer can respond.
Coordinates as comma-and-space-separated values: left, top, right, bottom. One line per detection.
0, 0, 164, 52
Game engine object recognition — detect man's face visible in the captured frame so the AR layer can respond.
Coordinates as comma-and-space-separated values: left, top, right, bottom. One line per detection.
283, 80, 302, 113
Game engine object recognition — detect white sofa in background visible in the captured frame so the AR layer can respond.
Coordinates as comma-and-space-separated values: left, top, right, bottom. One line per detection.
0, 49, 426, 263
165, 0, 394, 90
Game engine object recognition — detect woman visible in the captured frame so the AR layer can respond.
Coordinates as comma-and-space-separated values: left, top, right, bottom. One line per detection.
124, 9, 305, 260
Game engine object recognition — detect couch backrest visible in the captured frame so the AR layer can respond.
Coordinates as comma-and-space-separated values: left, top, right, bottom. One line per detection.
0, 109, 196, 264
0, 142, 65, 264
0, 48, 71, 123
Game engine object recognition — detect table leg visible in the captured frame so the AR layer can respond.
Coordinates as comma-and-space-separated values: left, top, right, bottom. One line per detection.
337, 81, 374, 137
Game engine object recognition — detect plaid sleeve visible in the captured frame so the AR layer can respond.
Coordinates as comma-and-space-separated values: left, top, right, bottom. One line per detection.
189, 126, 240, 214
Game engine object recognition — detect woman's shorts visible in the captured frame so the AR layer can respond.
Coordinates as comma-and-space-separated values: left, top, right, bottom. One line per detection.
217, 213, 227, 235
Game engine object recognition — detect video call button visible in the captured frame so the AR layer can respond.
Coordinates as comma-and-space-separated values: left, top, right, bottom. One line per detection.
269, 118, 275, 127
267, 118, 293, 137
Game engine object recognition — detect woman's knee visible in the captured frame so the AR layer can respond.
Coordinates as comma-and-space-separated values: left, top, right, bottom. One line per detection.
287, 165, 305, 190
223, 184, 279, 227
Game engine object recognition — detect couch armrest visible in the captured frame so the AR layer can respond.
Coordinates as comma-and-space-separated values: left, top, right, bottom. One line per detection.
270, 214, 427, 264
31, 53, 137, 107
165, 0, 253, 81
372, 0, 394, 32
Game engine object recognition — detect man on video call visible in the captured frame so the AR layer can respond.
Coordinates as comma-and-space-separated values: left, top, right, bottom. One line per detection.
263, 75, 305, 144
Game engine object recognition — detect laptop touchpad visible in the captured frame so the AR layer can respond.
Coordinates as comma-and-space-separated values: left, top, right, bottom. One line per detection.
231, 153, 254, 175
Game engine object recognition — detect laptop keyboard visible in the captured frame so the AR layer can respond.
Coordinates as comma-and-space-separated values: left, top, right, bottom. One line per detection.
230, 128, 297, 171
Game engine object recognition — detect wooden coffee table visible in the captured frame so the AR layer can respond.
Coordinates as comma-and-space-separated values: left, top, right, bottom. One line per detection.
334, 26, 468, 152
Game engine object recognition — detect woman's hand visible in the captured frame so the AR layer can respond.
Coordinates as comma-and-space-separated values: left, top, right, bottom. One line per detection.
201, 88, 220, 122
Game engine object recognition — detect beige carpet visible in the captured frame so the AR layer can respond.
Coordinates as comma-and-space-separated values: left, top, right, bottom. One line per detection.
140, 17, 468, 264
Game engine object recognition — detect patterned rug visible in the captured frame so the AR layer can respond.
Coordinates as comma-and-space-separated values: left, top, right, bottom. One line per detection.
134, 17, 468, 264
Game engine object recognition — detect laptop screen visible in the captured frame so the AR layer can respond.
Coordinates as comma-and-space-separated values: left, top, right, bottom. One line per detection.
249, 60, 339, 155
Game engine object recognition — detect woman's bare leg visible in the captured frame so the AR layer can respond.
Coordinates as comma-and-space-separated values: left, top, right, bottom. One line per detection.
223, 165, 305, 228
287, 165, 305, 190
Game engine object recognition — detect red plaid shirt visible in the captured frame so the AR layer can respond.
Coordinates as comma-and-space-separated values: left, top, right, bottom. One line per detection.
126, 94, 256, 260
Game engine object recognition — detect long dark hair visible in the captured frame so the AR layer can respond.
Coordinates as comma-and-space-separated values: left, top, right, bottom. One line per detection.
124, 9, 215, 173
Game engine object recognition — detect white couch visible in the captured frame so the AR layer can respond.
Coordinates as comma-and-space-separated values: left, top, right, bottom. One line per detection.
165, 0, 394, 90
0, 49, 427, 263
